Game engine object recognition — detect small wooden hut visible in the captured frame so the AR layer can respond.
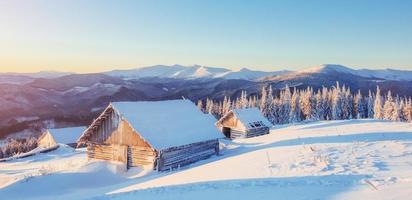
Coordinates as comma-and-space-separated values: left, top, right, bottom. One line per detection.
48, 127, 86, 148
37, 126, 85, 149
216, 108, 272, 139
37, 130, 58, 149
77, 99, 222, 171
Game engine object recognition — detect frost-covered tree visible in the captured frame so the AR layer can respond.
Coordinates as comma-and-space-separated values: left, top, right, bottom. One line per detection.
201, 82, 410, 125
197, 99, 204, 112
342, 86, 353, 119
383, 90, 395, 120
289, 87, 302, 123
314, 90, 324, 120
222, 96, 231, 116
205, 98, 214, 115
323, 87, 332, 120
300, 87, 314, 120
332, 82, 343, 120
354, 90, 366, 119
367, 90, 374, 118
403, 98, 412, 122
374, 86, 383, 119
393, 96, 401, 121
279, 85, 292, 123
239, 90, 248, 109
248, 96, 257, 108
259, 86, 268, 113
266, 85, 275, 122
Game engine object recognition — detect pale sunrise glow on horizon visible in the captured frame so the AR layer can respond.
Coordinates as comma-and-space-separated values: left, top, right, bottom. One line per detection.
1, 0, 412, 73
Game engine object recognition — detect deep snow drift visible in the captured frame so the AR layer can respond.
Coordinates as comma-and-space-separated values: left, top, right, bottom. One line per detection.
1, 120, 412, 200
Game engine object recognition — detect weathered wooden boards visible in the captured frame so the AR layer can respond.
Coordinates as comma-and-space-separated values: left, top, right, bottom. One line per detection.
87, 144, 127, 163
230, 126, 269, 139
157, 139, 219, 171
127, 146, 156, 168
88, 141, 219, 171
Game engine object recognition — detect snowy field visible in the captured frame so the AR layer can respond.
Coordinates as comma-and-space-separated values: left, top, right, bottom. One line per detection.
1, 119, 412, 200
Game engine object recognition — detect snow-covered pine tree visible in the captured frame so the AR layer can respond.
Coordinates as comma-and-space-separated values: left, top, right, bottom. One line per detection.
280, 85, 292, 124
259, 86, 267, 113
399, 98, 406, 121
367, 90, 374, 118
205, 98, 211, 114
217, 101, 223, 117
300, 87, 314, 120
222, 96, 231, 116
374, 86, 383, 119
383, 90, 395, 120
248, 96, 257, 108
332, 82, 343, 120
240, 90, 248, 109
266, 85, 275, 123
197, 99, 204, 113
354, 90, 365, 119
340, 85, 352, 120
391, 96, 401, 121
404, 98, 412, 122
315, 89, 323, 120
289, 87, 302, 123
322, 87, 332, 120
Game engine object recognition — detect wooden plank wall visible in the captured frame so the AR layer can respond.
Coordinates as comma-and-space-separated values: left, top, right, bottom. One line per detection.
87, 109, 120, 144
230, 129, 247, 139
87, 144, 127, 163
127, 146, 156, 168
230, 126, 269, 139
246, 126, 269, 138
157, 139, 219, 171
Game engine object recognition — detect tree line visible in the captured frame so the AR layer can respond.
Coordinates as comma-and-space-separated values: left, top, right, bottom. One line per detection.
0, 137, 37, 159
197, 82, 412, 124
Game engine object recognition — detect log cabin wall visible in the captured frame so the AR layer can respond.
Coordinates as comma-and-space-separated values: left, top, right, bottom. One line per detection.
86, 109, 156, 168
157, 139, 219, 171
87, 143, 128, 163
245, 126, 270, 138
127, 146, 156, 168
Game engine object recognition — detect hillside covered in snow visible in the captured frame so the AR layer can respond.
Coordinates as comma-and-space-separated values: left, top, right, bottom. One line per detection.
1, 120, 411, 200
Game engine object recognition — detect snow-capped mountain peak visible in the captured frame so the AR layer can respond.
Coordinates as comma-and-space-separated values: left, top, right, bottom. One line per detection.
302, 64, 355, 74
104, 65, 284, 80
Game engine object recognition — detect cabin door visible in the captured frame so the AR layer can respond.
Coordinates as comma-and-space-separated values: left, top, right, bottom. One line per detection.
222, 127, 231, 138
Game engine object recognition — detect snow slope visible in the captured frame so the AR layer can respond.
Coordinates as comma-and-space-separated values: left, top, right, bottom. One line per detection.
1, 120, 412, 200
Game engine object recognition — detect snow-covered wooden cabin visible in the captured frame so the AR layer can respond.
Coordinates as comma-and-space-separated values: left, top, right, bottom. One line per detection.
216, 108, 273, 139
77, 99, 222, 171
48, 127, 86, 148
38, 126, 86, 149
37, 130, 58, 149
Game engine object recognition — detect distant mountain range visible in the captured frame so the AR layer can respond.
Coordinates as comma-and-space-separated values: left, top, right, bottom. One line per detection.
290, 64, 412, 81
2, 64, 412, 83
103, 64, 291, 80
1, 64, 411, 139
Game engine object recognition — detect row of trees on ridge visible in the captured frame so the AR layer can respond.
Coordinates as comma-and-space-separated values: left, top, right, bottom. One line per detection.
197, 83, 412, 124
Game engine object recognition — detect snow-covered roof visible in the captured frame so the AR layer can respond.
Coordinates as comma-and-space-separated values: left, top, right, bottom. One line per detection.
110, 100, 222, 149
217, 108, 272, 129
49, 126, 86, 144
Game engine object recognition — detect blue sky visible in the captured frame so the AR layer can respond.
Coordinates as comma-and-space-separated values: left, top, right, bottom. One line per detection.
0, 0, 411, 72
